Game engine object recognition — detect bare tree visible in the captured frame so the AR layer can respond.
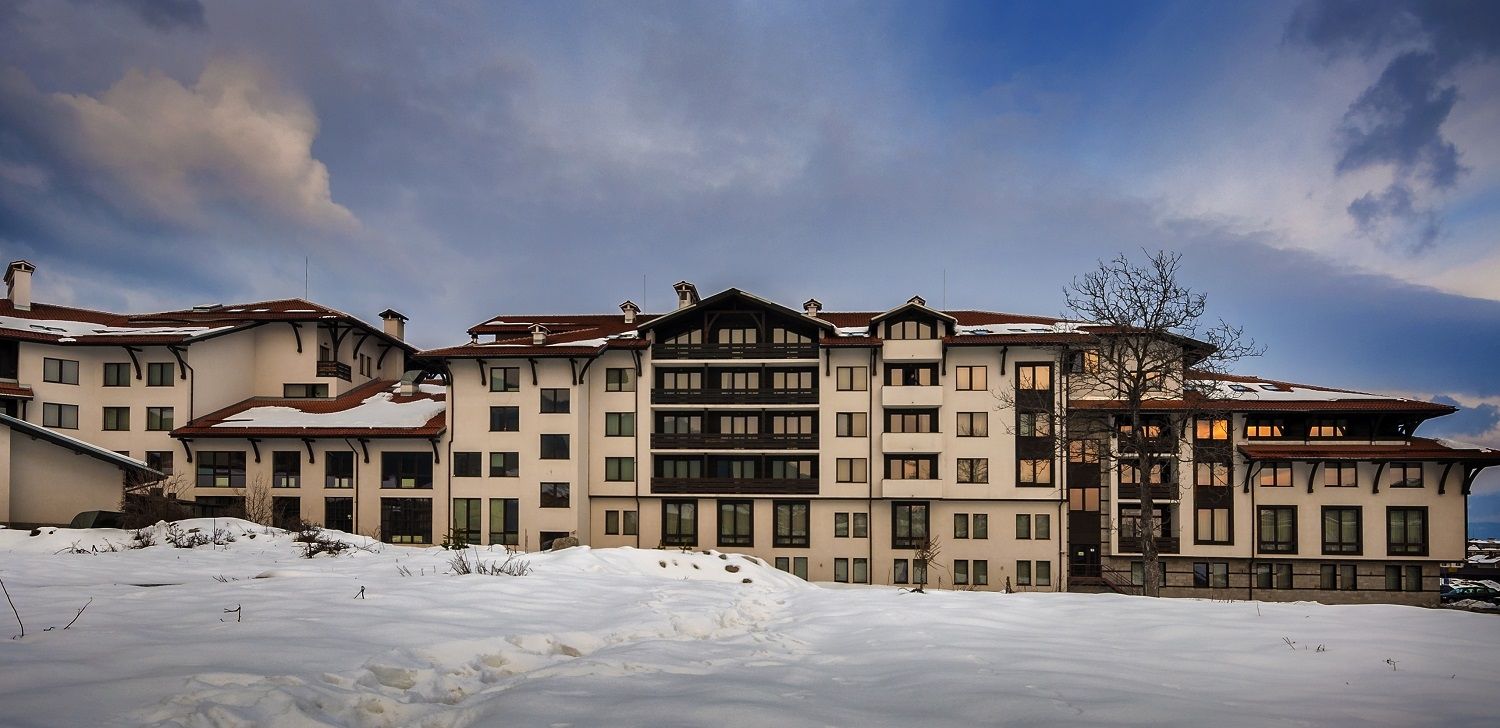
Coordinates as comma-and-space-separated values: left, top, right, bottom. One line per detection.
243, 475, 274, 526
911, 536, 943, 593
120, 473, 192, 528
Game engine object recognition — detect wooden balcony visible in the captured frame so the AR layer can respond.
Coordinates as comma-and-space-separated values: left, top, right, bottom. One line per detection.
316, 360, 352, 381
651, 388, 817, 405
651, 432, 818, 450
1116, 536, 1180, 555
1116, 483, 1179, 501
652, 342, 818, 360
650, 477, 819, 495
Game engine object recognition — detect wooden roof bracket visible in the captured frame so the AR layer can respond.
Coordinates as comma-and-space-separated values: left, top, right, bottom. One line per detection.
999, 346, 1009, 374
527, 358, 540, 386
376, 343, 394, 369
632, 349, 642, 376
168, 346, 189, 380
428, 438, 441, 464
1306, 462, 1318, 494
569, 358, 580, 386
1372, 461, 1388, 495
122, 345, 143, 380
576, 355, 597, 386
248, 437, 262, 463
302, 437, 317, 464
357, 438, 371, 464
178, 437, 194, 464
1242, 460, 1260, 494
352, 332, 370, 358
477, 359, 490, 387
1437, 461, 1456, 495
1463, 465, 1485, 496
287, 321, 304, 353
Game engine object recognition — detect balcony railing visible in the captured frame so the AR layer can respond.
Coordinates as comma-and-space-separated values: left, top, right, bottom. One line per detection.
653, 342, 818, 360
651, 388, 817, 405
1116, 536, 1180, 555
651, 477, 819, 495
316, 360, 352, 381
651, 433, 818, 450
1116, 483, 1179, 501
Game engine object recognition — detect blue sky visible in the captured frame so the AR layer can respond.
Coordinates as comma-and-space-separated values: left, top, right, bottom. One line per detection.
1, 1, 1498, 532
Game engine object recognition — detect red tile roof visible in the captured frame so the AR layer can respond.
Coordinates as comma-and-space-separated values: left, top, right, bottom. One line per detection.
172, 379, 446, 439
1068, 397, 1455, 414
1238, 437, 1500, 463
0, 382, 34, 400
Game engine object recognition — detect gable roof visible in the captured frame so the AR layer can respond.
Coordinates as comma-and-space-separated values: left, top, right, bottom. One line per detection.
635, 288, 838, 334
0, 413, 162, 480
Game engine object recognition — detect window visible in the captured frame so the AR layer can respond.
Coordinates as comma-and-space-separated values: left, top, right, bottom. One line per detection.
43, 403, 79, 429
1036, 561, 1052, 586
325, 451, 354, 488
540, 388, 570, 413
145, 451, 174, 476
381, 452, 433, 489
769, 369, 814, 391
605, 457, 635, 482
836, 412, 868, 437
144, 406, 173, 431
886, 456, 936, 480
540, 434, 570, 459
103, 362, 130, 387
1130, 561, 1167, 587
283, 383, 328, 398
886, 319, 936, 340
767, 457, 815, 480
147, 362, 174, 386
490, 452, 519, 477
835, 458, 868, 483
657, 457, 703, 479
1018, 458, 1053, 485
196, 451, 246, 487
773, 328, 812, 345
1016, 514, 1033, 540
1307, 418, 1348, 438
893, 560, 909, 584
1246, 417, 1284, 438
605, 510, 621, 535
769, 413, 814, 435
1120, 461, 1167, 485
956, 412, 988, 437
605, 412, 634, 436
1320, 563, 1357, 590
1387, 507, 1427, 556
1069, 439, 1101, 463
1388, 462, 1423, 489
974, 514, 989, 539
452, 498, 481, 545
885, 409, 938, 433
1195, 418, 1230, 441
1258, 506, 1297, 554
605, 368, 634, 392
954, 513, 970, 539
892, 502, 929, 549
717, 326, 757, 344
103, 406, 129, 431
1256, 462, 1293, 487
835, 366, 868, 391
954, 559, 969, 585
973, 560, 989, 586
0, 340, 15, 380
324, 497, 353, 532
719, 370, 759, 390
1254, 563, 1294, 590
490, 498, 519, 545
1068, 350, 1101, 374
955, 365, 987, 391
539, 483, 570, 508
623, 510, 639, 535
453, 452, 482, 477
663, 500, 697, 546
1017, 412, 1051, 438
1195, 462, 1229, 487
1322, 506, 1361, 555
43, 357, 79, 384
380, 498, 432, 545
1194, 562, 1230, 588
853, 557, 870, 584
1404, 565, 1423, 592
1017, 560, 1032, 586
481, 406, 518, 432
956, 458, 989, 484
774, 501, 810, 547
1036, 514, 1050, 540
834, 512, 850, 537
885, 364, 937, 386
1324, 463, 1357, 487
272, 451, 301, 488
853, 513, 869, 538
490, 367, 520, 392
658, 370, 703, 392
1017, 364, 1051, 391
834, 558, 850, 583
1195, 506, 1232, 544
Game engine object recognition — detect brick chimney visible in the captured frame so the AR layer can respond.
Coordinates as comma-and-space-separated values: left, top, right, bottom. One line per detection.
379, 309, 407, 341
5, 260, 35, 311
673, 281, 699, 310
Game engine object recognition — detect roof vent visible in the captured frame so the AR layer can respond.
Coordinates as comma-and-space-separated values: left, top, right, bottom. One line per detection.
620, 300, 640, 324
5, 259, 35, 311
673, 281, 700, 310
192, 303, 222, 312
907, 295, 926, 307
530, 323, 550, 345
803, 298, 822, 317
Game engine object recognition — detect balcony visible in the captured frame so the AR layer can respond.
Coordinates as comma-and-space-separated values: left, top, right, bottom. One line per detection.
650, 477, 819, 495
316, 360, 352, 381
1116, 536, 1180, 555
651, 388, 817, 405
1116, 483, 1179, 501
881, 385, 943, 408
651, 432, 818, 450
881, 431, 944, 453
653, 342, 818, 360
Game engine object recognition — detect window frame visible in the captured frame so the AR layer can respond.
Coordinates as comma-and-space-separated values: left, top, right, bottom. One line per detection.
1321, 506, 1362, 555
1257, 505, 1298, 554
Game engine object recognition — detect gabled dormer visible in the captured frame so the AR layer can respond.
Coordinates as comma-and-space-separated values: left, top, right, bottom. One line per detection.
869, 295, 957, 339
640, 287, 833, 359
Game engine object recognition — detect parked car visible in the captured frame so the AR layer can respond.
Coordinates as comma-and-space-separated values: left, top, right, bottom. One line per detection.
67, 510, 126, 529
1440, 579, 1500, 604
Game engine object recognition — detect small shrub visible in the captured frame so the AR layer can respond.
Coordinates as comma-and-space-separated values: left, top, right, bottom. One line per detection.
449, 551, 531, 576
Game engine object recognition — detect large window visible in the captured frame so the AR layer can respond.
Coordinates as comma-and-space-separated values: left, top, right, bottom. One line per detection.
196, 451, 246, 487
272, 451, 301, 488
1018, 458, 1053, 486
718, 500, 753, 547
325, 451, 354, 488
539, 483, 570, 508
604, 368, 634, 392
835, 458, 868, 483
147, 362, 174, 386
1194, 562, 1230, 588
145, 451, 174, 476
1256, 462, 1293, 487
1320, 563, 1357, 591
283, 383, 328, 398
836, 412, 868, 437
1246, 417, 1285, 439
1195, 417, 1230, 441
43, 357, 79, 384
540, 434, 570, 459
1195, 462, 1229, 487
103, 362, 130, 387
1387, 507, 1427, 556
146, 406, 173, 431
0, 340, 16, 380
43, 403, 79, 429
892, 501, 929, 549
380, 498, 432, 545
956, 412, 988, 437
102, 406, 129, 431
1257, 506, 1298, 554
605, 457, 635, 482
885, 409, 938, 433
324, 497, 353, 532
886, 319, 936, 340
1016, 364, 1051, 391
1017, 412, 1051, 438
1195, 505, 1232, 545
490, 498, 519, 545
453, 452, 482, 477
540, 388, 570, 413
885, 364, 937, 387
774, 501, 810, 547
490, 367, 520, 392
1254, 563, 1294, 590
663, 500, 698, 546
381, 452, 433, 489
956, 458, 989, 484
1321, 506, 1361, 555
453, 498, 481, 545
605, 412, 634, 436
1388, 462, 1423, 489
770, 369, 814, 391
955, 365, 987, 391
1307, 418, 1348, 438
1324, 463, 1357, 487
489, 406, 520, 432
835, 366, 868, 391
886, 455, 937, 480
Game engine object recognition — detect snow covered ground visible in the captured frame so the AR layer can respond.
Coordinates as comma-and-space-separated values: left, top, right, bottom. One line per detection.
1, 520, 1497, 727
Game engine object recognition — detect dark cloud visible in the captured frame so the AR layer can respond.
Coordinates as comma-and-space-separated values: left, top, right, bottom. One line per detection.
83, 0, 206, 31
1287, 0, 1500, 250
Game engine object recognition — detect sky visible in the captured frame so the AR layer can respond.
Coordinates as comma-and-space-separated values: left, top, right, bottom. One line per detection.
1, 0, 1498, 531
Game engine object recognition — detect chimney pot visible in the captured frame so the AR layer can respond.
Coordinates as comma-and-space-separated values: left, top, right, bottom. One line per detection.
620, 300, 640, 324
5, 260, 36, 311
673, 280, 699, 310
530, 323, 549, 345
379, 309, 408, 341
803, 298, 822, 317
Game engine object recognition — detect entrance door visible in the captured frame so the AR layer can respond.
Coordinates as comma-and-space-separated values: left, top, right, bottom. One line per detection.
1071, 543, 1100, 577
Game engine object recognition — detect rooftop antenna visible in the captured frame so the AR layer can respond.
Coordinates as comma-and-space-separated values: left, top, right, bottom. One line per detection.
304, 255, 310, 299
942, 268, 947, 311
642, 273, 647, 312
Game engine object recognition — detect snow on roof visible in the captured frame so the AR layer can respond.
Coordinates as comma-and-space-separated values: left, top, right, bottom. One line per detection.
211, 387, 446, 430
0, 413, 158, 475
0, 314, 233, 340
953, 322, 1083, 336
1195, 380, 1393, 402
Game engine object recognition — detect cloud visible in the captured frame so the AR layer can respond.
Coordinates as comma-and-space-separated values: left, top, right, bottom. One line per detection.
1287, 0, 1500, 251
0, 58, 355, 232
82, 0, 206, 31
